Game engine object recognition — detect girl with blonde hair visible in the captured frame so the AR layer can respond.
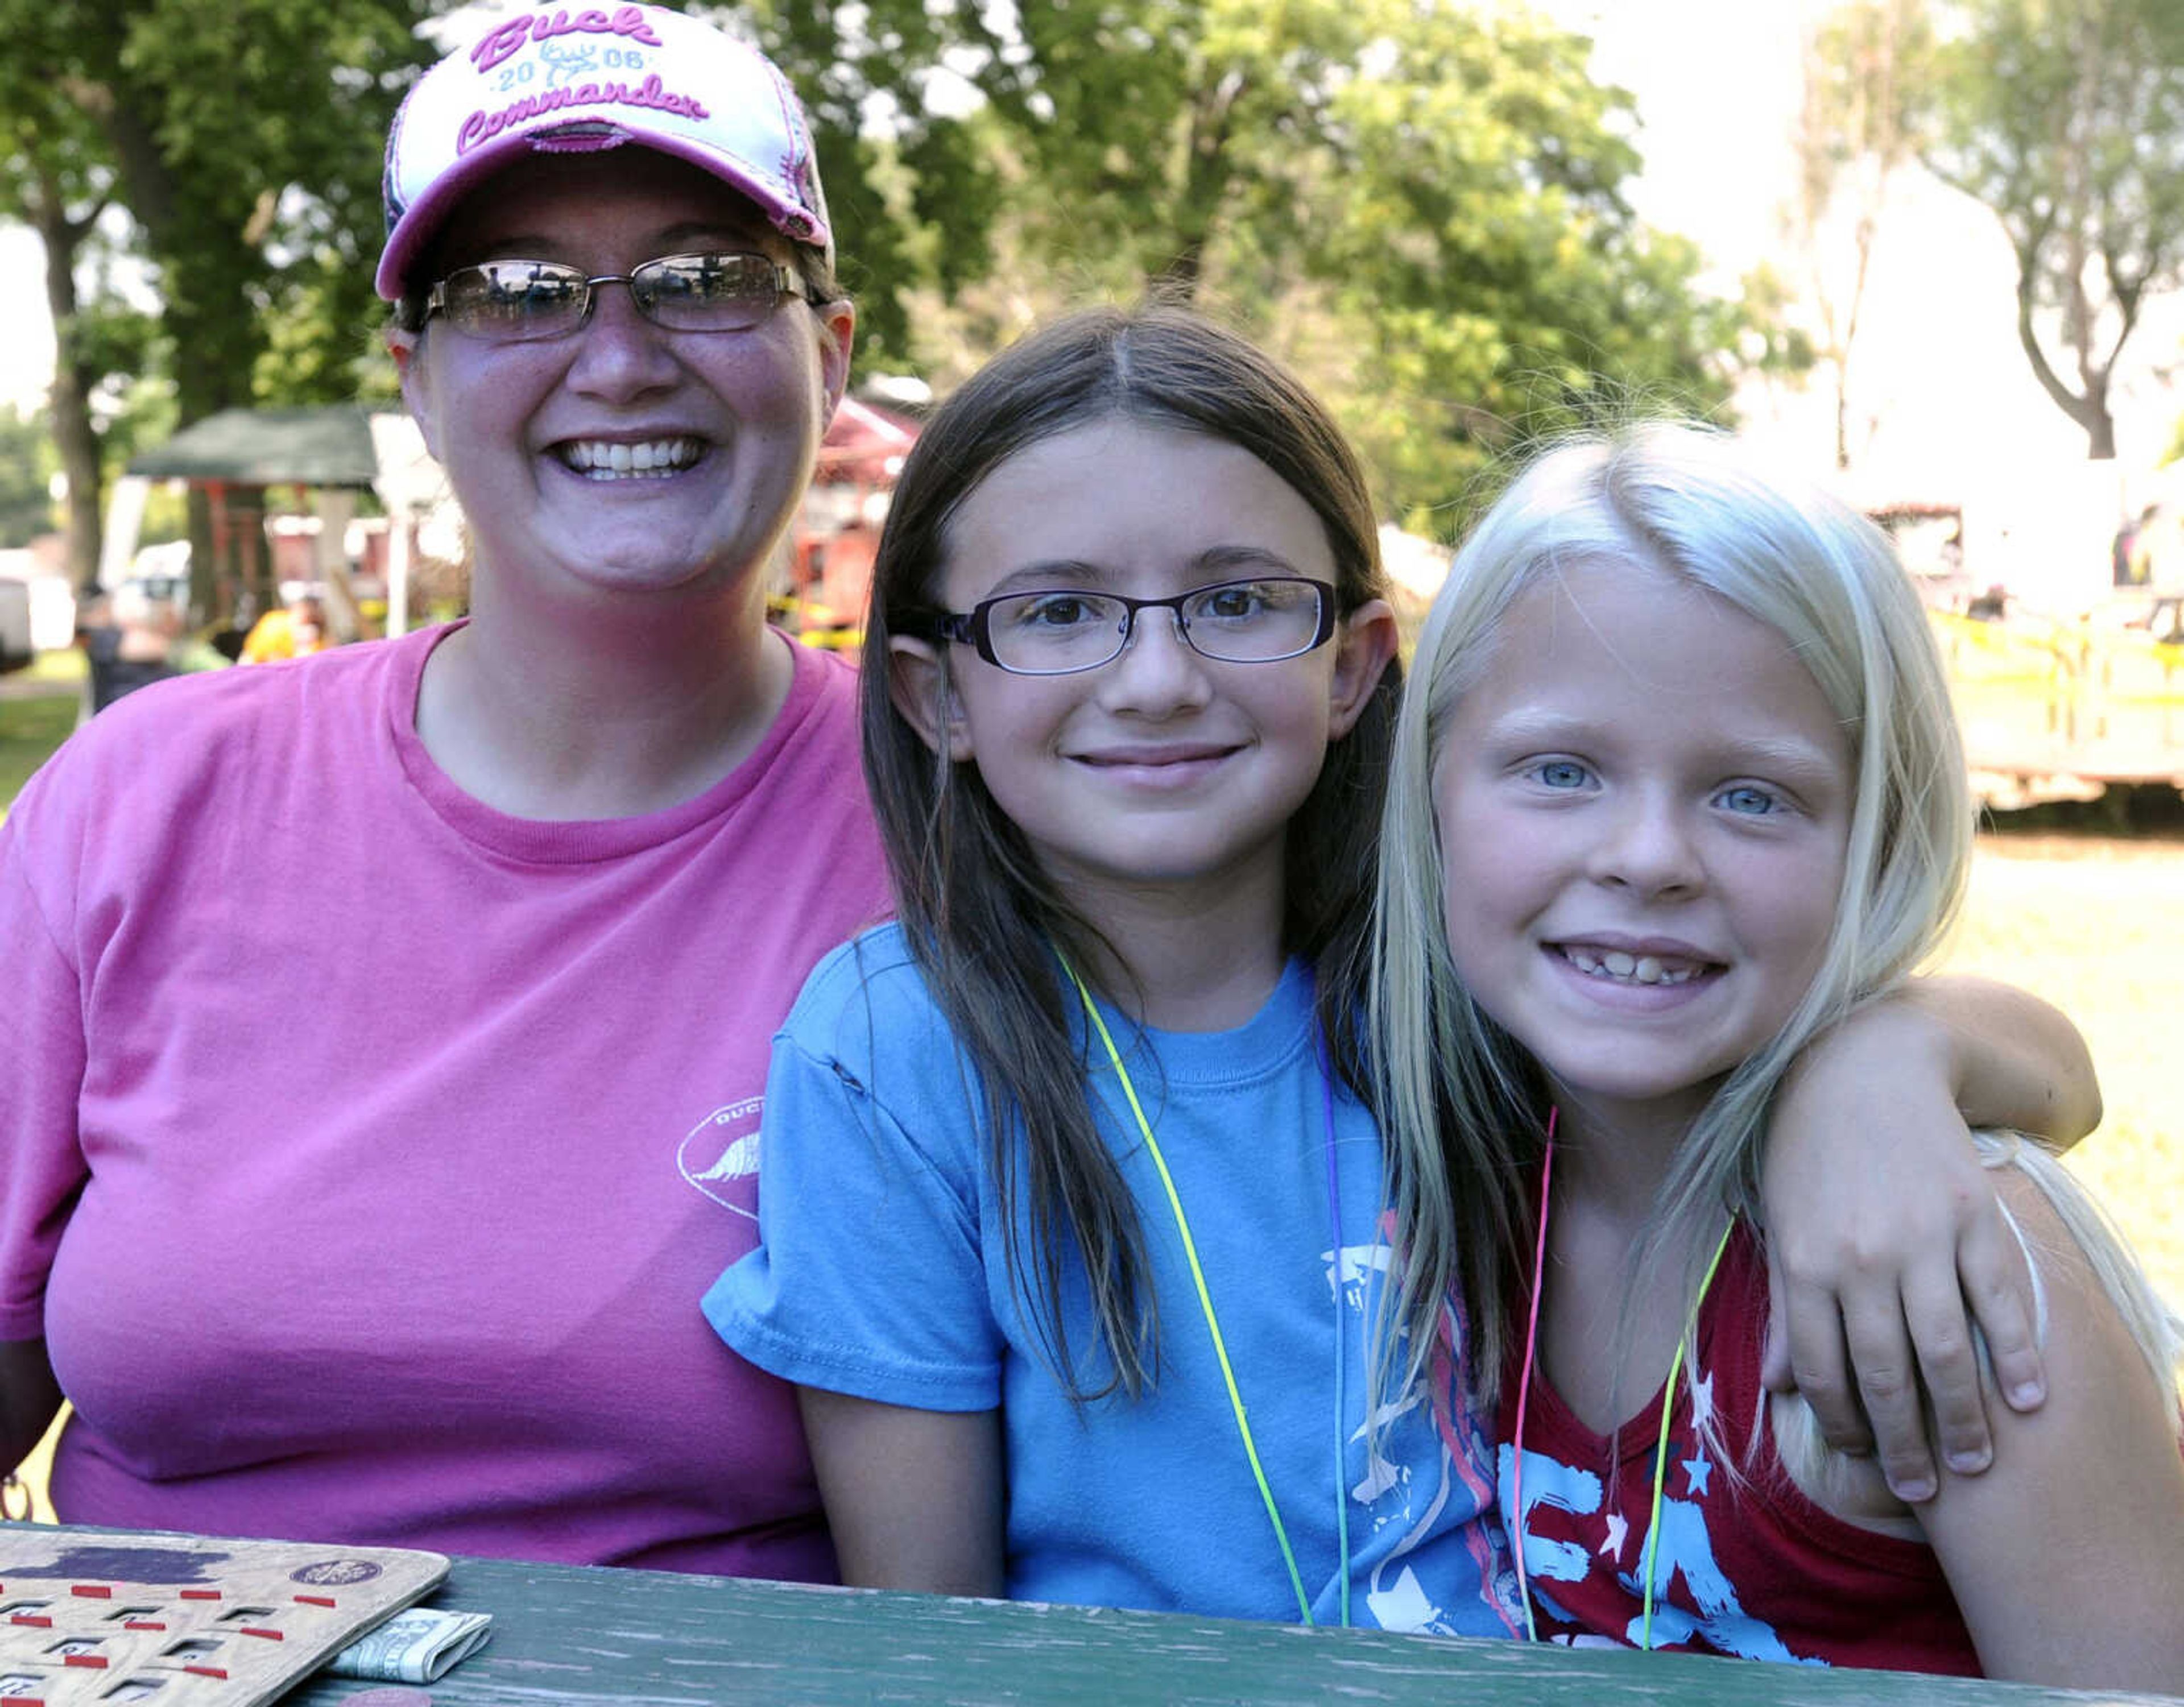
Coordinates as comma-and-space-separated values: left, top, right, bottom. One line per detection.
1371, 421, 2182, 1686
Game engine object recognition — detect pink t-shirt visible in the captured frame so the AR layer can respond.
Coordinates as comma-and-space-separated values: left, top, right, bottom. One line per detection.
0, 624, 888, 1576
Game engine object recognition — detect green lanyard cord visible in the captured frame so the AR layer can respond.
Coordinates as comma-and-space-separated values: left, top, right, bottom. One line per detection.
1638, 1216, 1736, 1649
1513, 1128, 1736, 1651
1064, 957, 1318, 1626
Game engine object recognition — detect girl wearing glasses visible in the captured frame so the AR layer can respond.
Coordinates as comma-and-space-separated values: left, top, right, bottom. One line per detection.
0, 8, 886, 1577
703, 308, 2100, 1623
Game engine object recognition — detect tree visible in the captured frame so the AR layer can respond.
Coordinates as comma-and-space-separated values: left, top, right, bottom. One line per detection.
1796, 0, 1937, 469
0, 54, 125, 589
0, 0, 438, 611
1272, 2, 1765, 515
824, 0, 1784, 515
0, 407, 56, 549
1925, 0, 2184, 459
3, 0, 1791, 558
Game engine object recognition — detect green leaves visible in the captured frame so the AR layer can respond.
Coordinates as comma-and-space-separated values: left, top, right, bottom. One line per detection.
3, 0, 1789, 530
853, 0, 1763, 513
1922, 0, 2184, 455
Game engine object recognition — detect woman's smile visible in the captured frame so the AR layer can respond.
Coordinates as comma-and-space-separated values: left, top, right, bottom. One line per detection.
394, 150, 849, 605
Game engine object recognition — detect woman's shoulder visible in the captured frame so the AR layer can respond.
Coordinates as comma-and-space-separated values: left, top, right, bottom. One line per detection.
14, 639, 389, 821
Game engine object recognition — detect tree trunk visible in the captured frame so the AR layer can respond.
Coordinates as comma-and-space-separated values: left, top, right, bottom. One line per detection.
29, 169, 103, 592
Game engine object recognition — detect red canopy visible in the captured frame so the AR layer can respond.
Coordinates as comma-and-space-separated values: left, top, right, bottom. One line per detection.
818, 398, 919, 484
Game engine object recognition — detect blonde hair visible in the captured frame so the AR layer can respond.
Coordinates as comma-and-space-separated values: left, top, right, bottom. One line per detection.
1368, 421, 1975, 1418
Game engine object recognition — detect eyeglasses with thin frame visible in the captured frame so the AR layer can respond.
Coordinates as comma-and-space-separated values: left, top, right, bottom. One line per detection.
423, 251, 812, 343
933, 577, 1339, 676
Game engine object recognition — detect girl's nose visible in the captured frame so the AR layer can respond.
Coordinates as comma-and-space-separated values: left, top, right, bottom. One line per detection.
1589, 791, 1703, 896
1097, 606, 1214, 714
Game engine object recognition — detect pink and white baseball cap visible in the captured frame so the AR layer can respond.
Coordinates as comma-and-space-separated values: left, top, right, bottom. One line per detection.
376, 3, 832, 301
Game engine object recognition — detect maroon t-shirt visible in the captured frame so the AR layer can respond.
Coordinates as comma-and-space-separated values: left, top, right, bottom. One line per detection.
1496, 1227, 1982, 1675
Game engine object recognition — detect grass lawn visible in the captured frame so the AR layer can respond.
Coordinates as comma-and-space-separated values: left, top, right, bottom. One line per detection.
0, 690, 78, 819
1943, 831, 2184, 1312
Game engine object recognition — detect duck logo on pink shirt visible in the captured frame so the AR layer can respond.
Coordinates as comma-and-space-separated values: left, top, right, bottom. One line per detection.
678, 1097, 765, 1219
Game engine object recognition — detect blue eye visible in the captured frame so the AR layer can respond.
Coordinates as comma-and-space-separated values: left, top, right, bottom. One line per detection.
1533, 759, 1591, 790
1716, 784, 1781, 815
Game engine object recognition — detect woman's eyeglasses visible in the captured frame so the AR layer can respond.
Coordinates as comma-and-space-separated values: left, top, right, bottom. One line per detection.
423, 252, 810, 343
934, 577, 1338, 676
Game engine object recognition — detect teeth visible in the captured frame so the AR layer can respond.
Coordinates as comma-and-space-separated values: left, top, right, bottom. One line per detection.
558, 437, 701, 479
1560, 947, 1705, 987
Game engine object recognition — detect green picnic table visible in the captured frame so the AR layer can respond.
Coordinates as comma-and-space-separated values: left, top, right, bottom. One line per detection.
282, 1552, 2181, 1707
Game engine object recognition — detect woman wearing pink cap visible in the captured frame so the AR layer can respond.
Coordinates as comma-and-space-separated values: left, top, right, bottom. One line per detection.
0, 6, 883, 1577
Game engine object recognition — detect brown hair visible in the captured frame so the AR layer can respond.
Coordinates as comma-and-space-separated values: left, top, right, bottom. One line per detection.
860, 304, 1400, 1399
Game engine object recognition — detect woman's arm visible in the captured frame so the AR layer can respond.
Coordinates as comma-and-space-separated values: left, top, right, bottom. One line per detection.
1914, 1167, 2184, 1690
1761, 976, 2100, 1501
798, 1387, 1006, 1598
1, 1337, 63, 1473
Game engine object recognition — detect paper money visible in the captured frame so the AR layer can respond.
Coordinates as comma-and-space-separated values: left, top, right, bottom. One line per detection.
324, 1605, 493, 1683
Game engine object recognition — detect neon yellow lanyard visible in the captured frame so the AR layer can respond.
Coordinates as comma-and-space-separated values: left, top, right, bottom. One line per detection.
1064, 958, 1348, 1627
1509, 1128, 1735, 1649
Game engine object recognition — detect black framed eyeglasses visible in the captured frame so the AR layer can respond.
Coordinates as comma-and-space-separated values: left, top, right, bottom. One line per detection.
934, 577, 1338, 676
423, 251, 810, 343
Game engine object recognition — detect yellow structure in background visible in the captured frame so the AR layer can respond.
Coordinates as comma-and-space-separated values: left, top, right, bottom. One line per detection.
1936, 610, 2184, 808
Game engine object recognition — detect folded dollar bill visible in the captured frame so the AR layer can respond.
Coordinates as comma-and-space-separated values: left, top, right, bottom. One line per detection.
325, 1605, 493, 1683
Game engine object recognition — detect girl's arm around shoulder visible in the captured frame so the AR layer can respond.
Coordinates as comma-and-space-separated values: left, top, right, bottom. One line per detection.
1761, 975, 2100, 1496
1911, 1162, 2184, 1692
799, 1386, 1005, 1600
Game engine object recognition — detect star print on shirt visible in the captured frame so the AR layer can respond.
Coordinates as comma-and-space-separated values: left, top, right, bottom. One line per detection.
1683, 1453, 1714, 1498
1689, 1366, 1716, 1431
1599, 1513, 1629, 1559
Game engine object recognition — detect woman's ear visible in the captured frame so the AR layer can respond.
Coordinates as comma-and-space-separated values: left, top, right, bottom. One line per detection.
814, 299, 856, 421
889, 635, 972, 761
386, 326, 442, 463
1327, 597, 1400, 737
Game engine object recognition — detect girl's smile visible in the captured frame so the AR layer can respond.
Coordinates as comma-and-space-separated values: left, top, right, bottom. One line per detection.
1545, 934, 1726, 1003
1433, 554, 1854, 1130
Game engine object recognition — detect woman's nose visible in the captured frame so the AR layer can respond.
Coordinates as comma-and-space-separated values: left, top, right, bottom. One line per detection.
564, 282, 680, 401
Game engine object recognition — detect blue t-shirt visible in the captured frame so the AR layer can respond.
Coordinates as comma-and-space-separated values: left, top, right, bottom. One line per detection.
705, 925, 1520, 1634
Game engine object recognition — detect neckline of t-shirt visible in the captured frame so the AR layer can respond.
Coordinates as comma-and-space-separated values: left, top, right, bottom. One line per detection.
384, 620, 824, 865
1522, 1227, 1769, 1466
1080, 956, 1318, 1088
1517, 1232, 1953, 1575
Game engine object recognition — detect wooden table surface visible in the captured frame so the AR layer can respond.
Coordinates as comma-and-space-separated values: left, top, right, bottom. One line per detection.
282, 1552, 2181, 1706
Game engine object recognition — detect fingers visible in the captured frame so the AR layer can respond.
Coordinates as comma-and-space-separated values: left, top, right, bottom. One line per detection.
1836, 1285, 1937, 1504
1771, 1213, 2044, 1503
1898, 1259, 1991, 1477
1958, 1200, 2048, 1414
1772, 1266, 1872, 1462
1760, 1253, 1794, 1394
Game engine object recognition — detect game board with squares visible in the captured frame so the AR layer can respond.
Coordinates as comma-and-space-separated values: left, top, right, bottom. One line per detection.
0, 1526, 450, 1707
